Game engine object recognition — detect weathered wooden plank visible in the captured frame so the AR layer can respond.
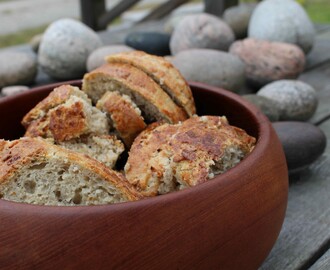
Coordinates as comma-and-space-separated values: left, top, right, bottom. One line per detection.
204, 0, 238, 16
309, 248, 330, 270
299, 61, 330, 125
80, 0, 106, 31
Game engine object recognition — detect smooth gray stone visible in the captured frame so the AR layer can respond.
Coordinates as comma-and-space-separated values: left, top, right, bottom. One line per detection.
1, 85, 30, 97
170, 13, 234, 55
171, 48, 245, 93
242, 94, 280, 122
248, 0, 315, 54
257, 80, 318, 121
38, 18, 102, 80
273, 121, 326, 173
86, 45, 134, 71
0, 51, 37, 88
125, 32, 170, 56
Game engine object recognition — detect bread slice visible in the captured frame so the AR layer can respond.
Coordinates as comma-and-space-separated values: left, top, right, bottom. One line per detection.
82, 63, 188, 123
24, 93, 109, 142
125, 116, 256, 196
0, 137, 141, 206
22, 85, 91, 128
56, 134, 124, 169
106, 51, 196, 117
96, 91, 147, 147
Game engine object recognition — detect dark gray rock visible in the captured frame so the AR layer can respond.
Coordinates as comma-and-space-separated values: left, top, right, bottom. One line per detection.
171, 48, 245, 93
170, 13, 235, 55
248, 0, 315, 54
86, 45, 134, 71
223, 3, 257, 39
257, 80, 318, 121
0, 51, 37, 88
242, 94, 280, 122
38, 18, 102, 80
273, 121, 326, 173
125, 32, 170, 56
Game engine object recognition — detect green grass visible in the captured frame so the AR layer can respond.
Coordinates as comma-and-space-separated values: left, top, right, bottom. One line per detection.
304, 0, 330, 23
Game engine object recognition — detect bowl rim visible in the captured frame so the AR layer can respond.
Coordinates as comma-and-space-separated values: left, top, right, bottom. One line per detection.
0, 80, 274, 211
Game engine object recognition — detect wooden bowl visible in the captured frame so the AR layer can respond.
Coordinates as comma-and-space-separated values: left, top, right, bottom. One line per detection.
0, 81, 288, 269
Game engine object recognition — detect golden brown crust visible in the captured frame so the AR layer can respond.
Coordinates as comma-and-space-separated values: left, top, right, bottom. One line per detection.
22, 85, 85, 128
106, 51, 196, 117
97, 91, 146, 147
125, 116, 256, 196
24, 99, 89, 141
0, 137, 142, 201
82, 63, 188, 123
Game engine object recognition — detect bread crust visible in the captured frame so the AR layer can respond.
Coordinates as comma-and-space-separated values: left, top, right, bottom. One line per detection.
82, 63, 188, 123
106, 51, 196, 117
0, 137, 142, 204
97, 91, 146, 147
125, 116, 256, 196
22, 85, 89, 128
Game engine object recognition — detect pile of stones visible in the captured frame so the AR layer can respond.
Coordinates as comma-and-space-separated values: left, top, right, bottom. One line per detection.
0, 0, 326, 174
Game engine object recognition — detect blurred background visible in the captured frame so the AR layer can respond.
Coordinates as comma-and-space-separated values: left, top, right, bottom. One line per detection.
0, 0, 329, 48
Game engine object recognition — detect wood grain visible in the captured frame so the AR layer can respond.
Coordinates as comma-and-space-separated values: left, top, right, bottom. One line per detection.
309, 249, 330, 270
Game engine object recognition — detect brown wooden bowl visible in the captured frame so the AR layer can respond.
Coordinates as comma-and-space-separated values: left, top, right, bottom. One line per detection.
0, 81, 288, 269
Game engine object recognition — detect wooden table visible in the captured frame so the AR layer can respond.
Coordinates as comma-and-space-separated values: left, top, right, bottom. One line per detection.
1, 21, 330, 269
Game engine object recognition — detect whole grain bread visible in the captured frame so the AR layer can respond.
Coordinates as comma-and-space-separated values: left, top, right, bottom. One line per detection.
0, 137, 141, 206
125, 115, 256, 196
106, 51, 196, 117
96, 91, 146, 147
82, 63, 188, 123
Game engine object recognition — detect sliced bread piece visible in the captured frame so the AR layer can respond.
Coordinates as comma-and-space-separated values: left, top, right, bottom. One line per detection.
24, 94, 109, 142
82, 63, 188, 123
96, 91, 147, 147
22, 85, 91, 128
106, 50, 196, 117
56, 134, 125, 169
125, 115, 256, 197
0, 137, 141, 206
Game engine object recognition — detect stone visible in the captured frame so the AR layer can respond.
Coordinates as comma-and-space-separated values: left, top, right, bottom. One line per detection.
164, 15, 186, 34
0, 51, 37, 88
171, 49, 245, 93
242, 94, 280, 122
257, 80, 318, 121
38, 18, 102, 80
229, 38, 305, 87
223, 3, 257, 39
1, 85, 30, 97
248, 0, 315, 54
170, 13, 235, 55
86, 45, 134, 72
272, 121, 326, 173
125, 32, 170, 56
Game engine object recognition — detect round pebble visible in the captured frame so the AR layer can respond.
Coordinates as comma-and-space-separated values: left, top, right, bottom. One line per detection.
86, 45, 134, 71
1, 85, 30, 97
171, 49, 245, 92
0, 51, 37, 88
257, 80, 318, 121
38, 18, 102, 80
170, 13, 235, 55
223, 3, 257, 39
242, 94, 280, 122
273, 121, 326, 173
229, 38, 305, 87
248, 0, 315, 54
29, 33, 43, 53
125, 32, 170, 56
